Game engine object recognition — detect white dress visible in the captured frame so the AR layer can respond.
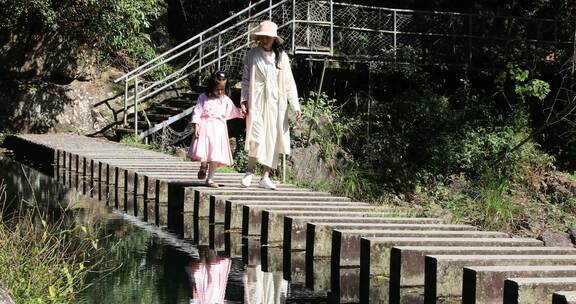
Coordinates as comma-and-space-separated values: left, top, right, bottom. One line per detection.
241, 47, 300, 169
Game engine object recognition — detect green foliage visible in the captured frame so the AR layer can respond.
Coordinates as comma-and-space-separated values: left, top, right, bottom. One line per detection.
0, 186, 108, 304
120, 135, 162, 151
297, 91, 361, 161
496, 64, 551, 102
0, 0, 167, 72
232, 136, 250, 173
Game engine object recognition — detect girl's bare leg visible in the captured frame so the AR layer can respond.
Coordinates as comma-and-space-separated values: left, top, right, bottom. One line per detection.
206, 162, 219, 187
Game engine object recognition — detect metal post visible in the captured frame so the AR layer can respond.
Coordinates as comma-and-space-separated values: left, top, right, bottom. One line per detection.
367, 63, 372, 139
217, 35, 222, 70
330, 0, 334, 55
468, 15, 473, 65
306, 2, 311, 48
269, 0, 273, 19
292, 0, 296, 54
393, 10, 397, 58
123, 80, 128, 125
198, 34, 203, 86
134, 78, 139, 137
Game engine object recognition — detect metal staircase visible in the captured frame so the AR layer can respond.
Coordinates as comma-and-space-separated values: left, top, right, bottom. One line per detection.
114, 0, 572, 141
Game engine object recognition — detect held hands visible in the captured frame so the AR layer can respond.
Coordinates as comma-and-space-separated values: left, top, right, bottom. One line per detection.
240, 101, 248, 116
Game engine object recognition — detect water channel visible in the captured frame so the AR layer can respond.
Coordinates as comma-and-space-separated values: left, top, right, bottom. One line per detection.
0, 153, 329, 304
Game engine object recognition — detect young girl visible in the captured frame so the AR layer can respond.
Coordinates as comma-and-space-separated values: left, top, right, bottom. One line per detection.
187, 71, 244, 187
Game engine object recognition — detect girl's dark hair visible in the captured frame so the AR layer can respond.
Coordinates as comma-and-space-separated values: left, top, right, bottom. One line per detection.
272, 41, 283, 69
205, 70, 230, 96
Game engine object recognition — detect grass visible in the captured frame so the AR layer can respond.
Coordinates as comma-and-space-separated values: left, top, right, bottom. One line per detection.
119, 135, 161, 151
216, 166, 238, 173
0, 184, 109, 304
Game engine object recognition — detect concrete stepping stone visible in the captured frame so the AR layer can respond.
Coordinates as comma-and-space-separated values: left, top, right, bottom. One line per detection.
503, 277, 576, 304
424, 254, 576, 303
241, 204, 382, 237
553, 291, 576, 304
462, 265, 576, 304
357, 237, 543, 303
390, 245, 576, 290
206, 194, 351, 222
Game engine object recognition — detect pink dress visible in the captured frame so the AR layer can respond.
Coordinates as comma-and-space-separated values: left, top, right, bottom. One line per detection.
187, 93, 243, 166
187, 256, 232, 304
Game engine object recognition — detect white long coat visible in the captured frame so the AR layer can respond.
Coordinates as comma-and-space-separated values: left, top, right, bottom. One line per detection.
241, 47, 300, 169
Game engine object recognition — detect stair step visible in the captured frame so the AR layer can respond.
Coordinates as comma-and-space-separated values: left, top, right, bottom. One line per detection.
154, 105, 187, 115
166, 99, 195, 108
145, 113, 173, 122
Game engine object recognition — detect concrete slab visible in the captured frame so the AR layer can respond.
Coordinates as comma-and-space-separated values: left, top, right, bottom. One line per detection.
424, 254, 576, 303
462, 265, 576, 304
357, 237, 543, 304
282, 216, 445, 252
553, 291, 576, 304
208, 194, 351, 222
504, 277, 576, 304
208, 191, 339, 219
333, 229, 509, 266
390, 246, 576, 290
241, 205, 390, 238
228, 201, 372, 236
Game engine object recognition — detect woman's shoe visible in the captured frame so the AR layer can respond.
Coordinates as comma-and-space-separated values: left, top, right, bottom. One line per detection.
197, 163, 207, 179
258, 176, 277, 190
241, 172, 253, 187
206, 179, 219, 188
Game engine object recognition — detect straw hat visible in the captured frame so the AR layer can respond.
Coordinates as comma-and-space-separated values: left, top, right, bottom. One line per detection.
250, 20, 284, 44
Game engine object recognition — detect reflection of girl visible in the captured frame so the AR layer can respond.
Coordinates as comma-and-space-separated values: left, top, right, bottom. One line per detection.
186, 248, 232, 304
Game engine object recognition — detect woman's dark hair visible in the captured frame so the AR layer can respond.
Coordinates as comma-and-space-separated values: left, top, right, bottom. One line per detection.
272, 41, 283, 69
205, 70, 230, 96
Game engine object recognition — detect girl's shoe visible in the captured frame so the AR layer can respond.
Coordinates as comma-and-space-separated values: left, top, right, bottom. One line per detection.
258, 176, 277, 190
241, 172, 253, 187
197, 164, 207, 179
206, 179, 219, 188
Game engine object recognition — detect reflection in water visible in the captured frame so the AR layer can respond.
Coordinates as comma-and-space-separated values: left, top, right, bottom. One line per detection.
1, 153, 328, 304
0, 156, 70, 212
187, 246, 232, 304
244, 265, 287, 304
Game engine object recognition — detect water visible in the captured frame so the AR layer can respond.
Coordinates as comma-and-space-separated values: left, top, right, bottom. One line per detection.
0, 155, 329, 304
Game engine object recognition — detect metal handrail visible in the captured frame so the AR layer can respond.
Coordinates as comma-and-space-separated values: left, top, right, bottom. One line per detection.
120, 0, 291, 106
114, 0, 270, 83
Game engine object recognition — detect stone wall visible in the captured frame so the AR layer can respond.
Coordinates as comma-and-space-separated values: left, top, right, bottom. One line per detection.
0, 68, 125, 136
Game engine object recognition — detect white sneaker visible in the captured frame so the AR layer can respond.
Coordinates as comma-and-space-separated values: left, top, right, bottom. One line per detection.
258, 176, 277, 190
241, 172, 253, 187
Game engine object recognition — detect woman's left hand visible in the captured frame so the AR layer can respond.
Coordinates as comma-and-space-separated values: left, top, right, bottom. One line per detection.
295, 110, 302, 122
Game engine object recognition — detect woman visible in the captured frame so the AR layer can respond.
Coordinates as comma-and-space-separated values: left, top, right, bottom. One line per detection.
239, 20, 302, 190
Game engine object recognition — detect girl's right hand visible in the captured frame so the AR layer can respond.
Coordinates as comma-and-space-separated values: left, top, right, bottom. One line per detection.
194, 124, 200, 138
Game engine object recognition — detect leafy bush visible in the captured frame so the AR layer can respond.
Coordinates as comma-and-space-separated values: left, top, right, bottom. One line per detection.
0, 185, 108, 303
0, 0, 167, 74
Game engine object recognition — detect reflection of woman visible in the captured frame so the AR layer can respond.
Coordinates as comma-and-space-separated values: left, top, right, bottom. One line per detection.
244, 264, 288, 304
186, 248, 232, 304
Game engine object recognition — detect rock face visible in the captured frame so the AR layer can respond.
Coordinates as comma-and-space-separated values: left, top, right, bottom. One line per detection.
0, 282, 15, 304
569, 228, 576, 246
290, 144, 333, 182
538, 229, 575, 247
0, 68, 125, 136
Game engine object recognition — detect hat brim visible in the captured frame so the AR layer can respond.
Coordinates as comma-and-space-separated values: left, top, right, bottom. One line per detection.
250, 32, 284, 45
